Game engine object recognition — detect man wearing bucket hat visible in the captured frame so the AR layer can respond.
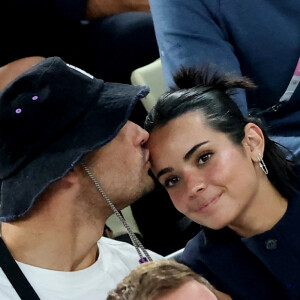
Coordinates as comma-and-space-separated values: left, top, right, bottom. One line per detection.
0, 56, 162, 299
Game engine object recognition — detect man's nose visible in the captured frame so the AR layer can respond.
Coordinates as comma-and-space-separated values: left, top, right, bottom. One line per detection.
141, 128, 150, 144
136, 125, 150, 146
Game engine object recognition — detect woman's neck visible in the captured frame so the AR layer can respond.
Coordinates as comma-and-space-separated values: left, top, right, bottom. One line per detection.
228, 180, 288, 238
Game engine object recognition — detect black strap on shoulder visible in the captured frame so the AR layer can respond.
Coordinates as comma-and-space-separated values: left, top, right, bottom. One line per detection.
0, 237, 40, 300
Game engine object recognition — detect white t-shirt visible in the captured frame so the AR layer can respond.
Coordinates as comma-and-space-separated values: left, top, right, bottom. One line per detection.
0, 237, 163, 299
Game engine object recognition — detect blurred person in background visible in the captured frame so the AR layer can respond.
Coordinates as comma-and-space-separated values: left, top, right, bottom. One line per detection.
107, 260, 231, 300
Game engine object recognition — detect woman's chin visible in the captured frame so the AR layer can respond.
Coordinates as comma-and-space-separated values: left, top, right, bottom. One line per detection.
192, 217, 229, 231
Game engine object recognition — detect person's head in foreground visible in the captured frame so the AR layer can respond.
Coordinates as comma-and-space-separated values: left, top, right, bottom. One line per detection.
145, 66, 297, 237
0, 56, 154, 265
107, 260, 231, 300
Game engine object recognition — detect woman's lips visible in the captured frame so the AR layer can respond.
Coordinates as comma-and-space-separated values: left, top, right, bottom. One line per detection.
194, 193, 222, 213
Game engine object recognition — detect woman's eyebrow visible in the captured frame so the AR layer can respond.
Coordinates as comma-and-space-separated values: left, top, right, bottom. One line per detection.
156, 141, 209, 179
157, 167, 174, 179
184, 141, 209, 161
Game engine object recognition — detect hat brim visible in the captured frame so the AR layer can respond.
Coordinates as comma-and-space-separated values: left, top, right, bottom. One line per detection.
0, 82, 149, 221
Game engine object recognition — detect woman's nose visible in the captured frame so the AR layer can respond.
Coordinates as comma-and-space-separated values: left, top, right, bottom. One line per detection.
186, 174, 205, 199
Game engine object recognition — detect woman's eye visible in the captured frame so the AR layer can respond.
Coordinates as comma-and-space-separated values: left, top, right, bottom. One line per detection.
165, 176, 180, 188
198, 153, 212, 165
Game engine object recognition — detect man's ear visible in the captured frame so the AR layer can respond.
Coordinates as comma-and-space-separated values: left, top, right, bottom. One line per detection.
242, 123, 265, 161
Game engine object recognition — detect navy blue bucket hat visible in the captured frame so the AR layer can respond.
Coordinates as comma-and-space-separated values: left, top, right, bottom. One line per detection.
0, 56, 149, 222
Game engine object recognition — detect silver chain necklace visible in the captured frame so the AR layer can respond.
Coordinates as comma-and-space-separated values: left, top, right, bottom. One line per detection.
81, 162, 152, 263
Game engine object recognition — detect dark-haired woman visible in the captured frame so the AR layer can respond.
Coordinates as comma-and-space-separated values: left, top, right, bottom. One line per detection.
145, 67, 300, 299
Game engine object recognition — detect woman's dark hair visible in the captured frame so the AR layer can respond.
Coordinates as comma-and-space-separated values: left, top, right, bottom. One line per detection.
144, 65, 297, 199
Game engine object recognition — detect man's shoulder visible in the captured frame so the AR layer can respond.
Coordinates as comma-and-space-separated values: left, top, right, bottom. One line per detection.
98, 237, 139, 253
98, 237, 163, 261
0, 268, 20, 299
98, 236, 134, 247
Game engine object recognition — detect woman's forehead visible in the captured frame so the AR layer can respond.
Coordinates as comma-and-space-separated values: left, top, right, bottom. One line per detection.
148, 112, 217, 146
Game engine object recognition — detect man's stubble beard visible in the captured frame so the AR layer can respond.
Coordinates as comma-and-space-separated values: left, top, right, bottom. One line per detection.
114, 170, 155, 211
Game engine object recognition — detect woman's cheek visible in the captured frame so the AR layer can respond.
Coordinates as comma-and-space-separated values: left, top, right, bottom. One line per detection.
168, 190, 187, 213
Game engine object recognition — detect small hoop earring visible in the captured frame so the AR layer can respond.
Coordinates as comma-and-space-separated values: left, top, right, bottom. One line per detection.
258, 152, 268, 175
